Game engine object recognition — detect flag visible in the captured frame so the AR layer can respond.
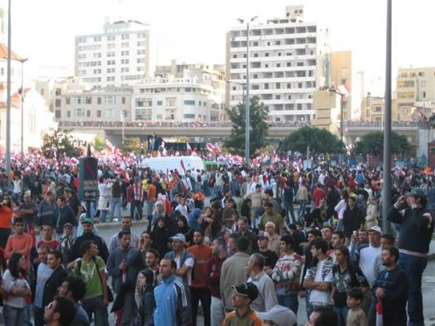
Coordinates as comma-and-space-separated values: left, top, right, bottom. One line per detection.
186, 142, 192, 155
180, 159, 186, 174
376, 299, 383, 326
338, 84, 350, 99
417, 107, 428, 121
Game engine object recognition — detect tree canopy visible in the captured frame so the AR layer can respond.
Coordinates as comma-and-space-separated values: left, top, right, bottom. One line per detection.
120, 137, 141, 154
353, 131, 410, 157
224, 95, 269, 157
93, 134, 105, 152
281, 126, 345, 154
42, 129, 82, 158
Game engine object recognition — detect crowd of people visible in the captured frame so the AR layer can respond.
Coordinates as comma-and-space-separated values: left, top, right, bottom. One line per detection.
0, 159, 434, 326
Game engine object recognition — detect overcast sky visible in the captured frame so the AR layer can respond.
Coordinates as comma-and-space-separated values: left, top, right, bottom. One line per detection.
7, 0, 435, 97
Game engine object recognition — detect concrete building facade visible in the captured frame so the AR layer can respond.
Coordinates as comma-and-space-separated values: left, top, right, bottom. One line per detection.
53, 78, 132, 122
396, 67, 435, 121
132, 77, 217, 122
360, 95, 397, 122
226, 5, 330, 122
331, 51, 352, 120
75, 20, 150, 89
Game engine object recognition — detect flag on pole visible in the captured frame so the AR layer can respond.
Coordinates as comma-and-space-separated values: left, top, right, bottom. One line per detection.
376, 299, 383, 326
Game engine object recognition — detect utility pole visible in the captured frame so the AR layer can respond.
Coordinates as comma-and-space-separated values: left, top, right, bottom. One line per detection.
382, 0, 392, 233
5, 0, 12, 184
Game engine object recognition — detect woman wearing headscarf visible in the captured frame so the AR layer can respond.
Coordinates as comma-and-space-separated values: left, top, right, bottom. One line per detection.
135, 269, 155, 326
151, 217, 171, 258
175, 215, 193, 247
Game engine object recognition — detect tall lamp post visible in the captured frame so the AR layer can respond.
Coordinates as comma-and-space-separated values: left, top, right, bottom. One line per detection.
5, 0, 12, 184
328, 87, 346, 142
238, 16, 258, 165
382, 0, 392, 233
226, 80, 246, 103
19, 58, 28, 162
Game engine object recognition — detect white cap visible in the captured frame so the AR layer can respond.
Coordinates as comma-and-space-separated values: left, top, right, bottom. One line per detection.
369, 225, 383, 235
256, 305, 296, 326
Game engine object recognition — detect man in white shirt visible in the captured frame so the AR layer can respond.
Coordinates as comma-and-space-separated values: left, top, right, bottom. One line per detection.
303, 238, 334, 318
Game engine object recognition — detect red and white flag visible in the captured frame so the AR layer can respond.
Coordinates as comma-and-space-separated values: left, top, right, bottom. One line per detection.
186, 142, 192, 155
376, 299, 383, 326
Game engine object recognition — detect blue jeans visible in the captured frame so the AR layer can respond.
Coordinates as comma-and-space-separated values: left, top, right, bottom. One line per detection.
334, 306, 349, 326
100, 210, 108, 223
3, 305, 25, 326
110, 197, 122, 221
277, 292, 299, 316
298, 200, 307, 220
83, 295, 109, 326
399, 252, 427, 326
251, 207, 263, 228
283, 202, 297, 224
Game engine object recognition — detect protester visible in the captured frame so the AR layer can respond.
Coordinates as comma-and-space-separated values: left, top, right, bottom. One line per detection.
4, 217, 33, 270
43, 295, 77, 326
153, 258, 192, 325
57, 275, 90, 326
220, 236, 250, 312
346, 288, 367, 326
206, 237, 227, 326
187, 229, 212, 326
2, 252, 32, 326
373, 247, 409, 326
388, 188, 434, 326
135, 269, 155, 326
222, 282, 262, 326
33, 245, 53, 326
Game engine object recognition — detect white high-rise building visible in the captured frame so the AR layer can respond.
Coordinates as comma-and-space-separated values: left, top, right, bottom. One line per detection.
75, 20, 150, 89
226, 5, 330, 122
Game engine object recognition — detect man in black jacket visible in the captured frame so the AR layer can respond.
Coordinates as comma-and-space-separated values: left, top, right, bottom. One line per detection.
71, 219, 109, 262
374, 247, 409, 326
387, 187, 434, 326
55, 196, 77, 237
342, 195, 365, 243
43, 251, 68, 309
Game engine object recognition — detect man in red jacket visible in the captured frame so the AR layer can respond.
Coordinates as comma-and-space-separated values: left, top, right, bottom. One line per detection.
188, 230, 212, 326
205, 237, 227, 326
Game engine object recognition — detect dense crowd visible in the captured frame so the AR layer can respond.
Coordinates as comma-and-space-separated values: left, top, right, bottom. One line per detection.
0, 160, 434, 326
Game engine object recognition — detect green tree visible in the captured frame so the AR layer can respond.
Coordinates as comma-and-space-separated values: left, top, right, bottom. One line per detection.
281, 126, 345, 154
42, 129, 82, 158
224, 95, 269, 156
120, 137, 141, 154
93, 134, 105, 152
353, 131, 410, 157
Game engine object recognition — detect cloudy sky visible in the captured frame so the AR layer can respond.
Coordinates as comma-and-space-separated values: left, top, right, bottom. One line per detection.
7, 0, 435, 97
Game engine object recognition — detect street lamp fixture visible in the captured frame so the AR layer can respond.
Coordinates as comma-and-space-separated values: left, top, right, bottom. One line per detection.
237, 16, 258, 165
19, 58, 28, 162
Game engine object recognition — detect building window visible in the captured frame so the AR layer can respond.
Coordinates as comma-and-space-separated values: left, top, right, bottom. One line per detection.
105, 109, 115, 118
105, 96, 116, 105
86, 97, 92, 104
184, 114, 195, 119
55, 89, 61, 96
184, 100, 195, 105
97, 110, 101, 117
66, 97, 71, 105
55, 99, 61, 107
422, 92, 426, 98
122, 97, 126, 104
157, 100, 163, 106
67, 111, 71, 118
74, 108, 85, 117
86, 110, 91, 117
97, 97, 101, 105
55, 110, 61, 118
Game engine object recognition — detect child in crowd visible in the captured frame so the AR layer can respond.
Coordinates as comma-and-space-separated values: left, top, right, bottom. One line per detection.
346, 288, 367, 326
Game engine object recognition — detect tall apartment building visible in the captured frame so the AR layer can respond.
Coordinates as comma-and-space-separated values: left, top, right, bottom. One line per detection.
226, 5, 330, 122
396, 67, 435, 121
75, 20, 150, 89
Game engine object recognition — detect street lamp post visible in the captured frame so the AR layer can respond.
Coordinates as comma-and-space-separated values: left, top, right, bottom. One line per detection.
238, 16, 258, 165
382, 0, 393, 233
5, 0, 12, 184
20, 58, 28, 162
226, 80, 246, 103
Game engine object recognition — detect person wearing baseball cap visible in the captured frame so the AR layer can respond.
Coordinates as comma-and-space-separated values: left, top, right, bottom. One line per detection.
222, 282, 262, 326
164, 233, 195, 285
388, 187, 435, 325
256, 304, 297, 326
